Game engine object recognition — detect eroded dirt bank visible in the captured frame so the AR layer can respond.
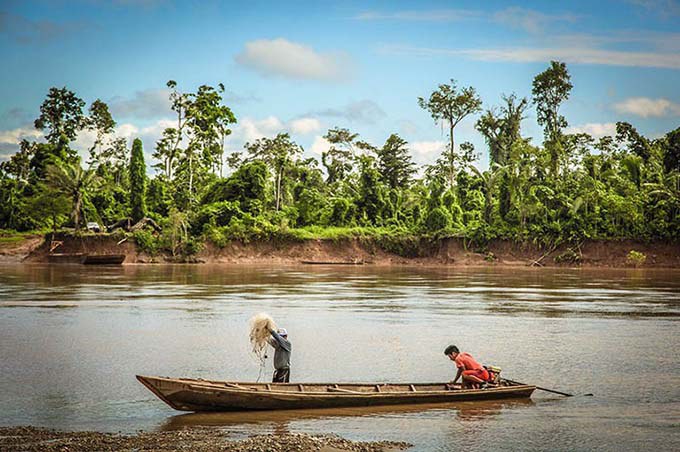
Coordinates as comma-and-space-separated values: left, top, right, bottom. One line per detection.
6, 233, 680, 268
0, 426, 411, 451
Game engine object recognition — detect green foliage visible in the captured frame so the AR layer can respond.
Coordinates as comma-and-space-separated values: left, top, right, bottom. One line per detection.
2, 71, 679, 253
663, 127, 680, 174
532, 61, 572, 141
202, 161, 270, 214
147, 177, 171, 217
34, 86, 86, 145
423, 207, 452, 232
192, 200, 243, 234
419, 80, 482, 185
376, 134, 416, 189
129, 138, 147, 221
626, 250, 647, 267
133, 229, 160, 255
46, 162, 99, 229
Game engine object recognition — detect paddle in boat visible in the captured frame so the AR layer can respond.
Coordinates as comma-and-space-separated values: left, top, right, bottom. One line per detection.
136, 375, 535, 412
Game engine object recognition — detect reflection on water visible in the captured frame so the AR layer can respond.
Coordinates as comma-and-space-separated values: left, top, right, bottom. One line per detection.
0, 264, 679, 450
161, 399, 534, 431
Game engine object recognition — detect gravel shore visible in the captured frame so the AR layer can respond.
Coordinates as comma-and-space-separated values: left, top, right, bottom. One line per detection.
0, 426, 412, 451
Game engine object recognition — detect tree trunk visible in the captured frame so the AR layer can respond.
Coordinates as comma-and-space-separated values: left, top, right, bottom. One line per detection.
275, 167, 282, 211
74, 195, 82, 230
189, 153, 193, 201
449, 123, 455, 187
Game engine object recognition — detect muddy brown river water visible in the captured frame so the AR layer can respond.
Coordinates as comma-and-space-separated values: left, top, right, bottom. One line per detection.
0, 264, 679, 451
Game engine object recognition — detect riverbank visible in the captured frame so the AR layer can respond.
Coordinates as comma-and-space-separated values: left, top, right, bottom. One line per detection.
2, 232, 679, 268
0, 426, 411, 451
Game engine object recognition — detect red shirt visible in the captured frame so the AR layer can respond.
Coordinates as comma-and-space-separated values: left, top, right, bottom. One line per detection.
454, 352, 483, 371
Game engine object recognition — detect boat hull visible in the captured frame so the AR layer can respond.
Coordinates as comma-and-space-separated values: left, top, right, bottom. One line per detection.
47, 253, 86, 264
137, 375, 535, 412
82, 254, 126, 265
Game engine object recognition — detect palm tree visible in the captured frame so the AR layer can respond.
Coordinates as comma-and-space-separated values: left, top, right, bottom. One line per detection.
46, 162, 99, 230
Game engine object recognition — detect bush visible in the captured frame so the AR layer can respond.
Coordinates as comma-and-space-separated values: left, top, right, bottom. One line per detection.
133, 230, 159, 255
423, 207, 452, 232
192, 201, 243, 235
626, 250, 646, 267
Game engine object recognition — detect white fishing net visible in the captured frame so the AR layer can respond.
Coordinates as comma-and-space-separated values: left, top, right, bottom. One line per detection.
249, 312, 277, 362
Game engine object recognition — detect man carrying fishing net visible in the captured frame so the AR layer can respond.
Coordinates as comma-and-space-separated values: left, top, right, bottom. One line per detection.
249, 313, 293, 383
268, 327, 292, 383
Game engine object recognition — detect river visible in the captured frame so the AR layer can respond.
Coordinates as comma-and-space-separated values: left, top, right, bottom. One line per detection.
0, 264, 678, 451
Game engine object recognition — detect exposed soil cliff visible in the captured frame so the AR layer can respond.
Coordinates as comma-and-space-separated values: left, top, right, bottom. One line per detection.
7, 233, 680, 268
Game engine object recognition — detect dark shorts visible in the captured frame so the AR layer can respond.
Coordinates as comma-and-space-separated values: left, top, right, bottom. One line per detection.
273, 368, 290, 383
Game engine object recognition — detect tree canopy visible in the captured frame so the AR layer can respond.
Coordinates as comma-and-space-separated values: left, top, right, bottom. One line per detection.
1, 63, 678, 250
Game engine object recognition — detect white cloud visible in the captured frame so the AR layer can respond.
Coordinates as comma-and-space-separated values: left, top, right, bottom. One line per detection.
565, 123, 617, 138
235, 116, 285, 144
613, 97, 680, 117
410, 140, 447, 155
382, 44, 680, 70
289, 117, 321, 135
235, 38, 353, 82
0, 126, 43, 144
117, 122, 142, 139
309, 136, 331, 155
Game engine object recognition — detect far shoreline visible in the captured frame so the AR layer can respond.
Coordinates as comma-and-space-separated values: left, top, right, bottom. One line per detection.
1, 232, 679, 269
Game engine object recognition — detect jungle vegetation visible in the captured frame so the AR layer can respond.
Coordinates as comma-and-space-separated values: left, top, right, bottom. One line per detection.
1, 62, 679, 255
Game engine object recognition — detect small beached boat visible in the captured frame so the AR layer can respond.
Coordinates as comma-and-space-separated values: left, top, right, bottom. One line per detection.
137, 375, 535, 412
81, 254, 126, 265
47, 253, 86, 264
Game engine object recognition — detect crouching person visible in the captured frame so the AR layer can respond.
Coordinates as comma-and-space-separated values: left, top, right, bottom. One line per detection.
444, 345, 489, 389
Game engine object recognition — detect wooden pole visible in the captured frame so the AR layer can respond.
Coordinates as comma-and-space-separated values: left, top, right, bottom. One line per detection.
504, 379, 578, 397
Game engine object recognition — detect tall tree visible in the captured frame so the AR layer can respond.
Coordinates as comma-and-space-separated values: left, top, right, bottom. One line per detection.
34, 87, 86, 146
476, 94, 529, 165
129, 138, 147, 222
0, 139, 33, 185
245, 133, 302, 211
321, 128, 359, 185
153, 80, 191, 182
616, 122, 652, 162
532, 61, 573, 174
86, 99, 116, 166
186, 84, 237, 178
355, 155, 386, 225
418, 80, 482, 186
376, 134, 416, 190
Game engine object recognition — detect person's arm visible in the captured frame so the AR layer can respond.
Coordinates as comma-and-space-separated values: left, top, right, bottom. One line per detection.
452, 367, 463, 384
270, 330, 291, 352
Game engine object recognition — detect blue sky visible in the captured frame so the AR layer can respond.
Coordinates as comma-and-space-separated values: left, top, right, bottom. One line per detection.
1, 0, 679, 171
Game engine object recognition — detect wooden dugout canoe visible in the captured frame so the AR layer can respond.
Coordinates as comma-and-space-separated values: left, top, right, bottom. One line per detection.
137, 375, 535, 412
81, 254, 126, 265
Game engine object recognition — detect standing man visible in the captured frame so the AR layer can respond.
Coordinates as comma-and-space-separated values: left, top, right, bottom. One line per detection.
268, 327, 292, 383
444, 345, 489, 389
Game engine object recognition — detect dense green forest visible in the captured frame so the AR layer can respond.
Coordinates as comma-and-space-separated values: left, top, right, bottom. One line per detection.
1, 61, 679, 255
